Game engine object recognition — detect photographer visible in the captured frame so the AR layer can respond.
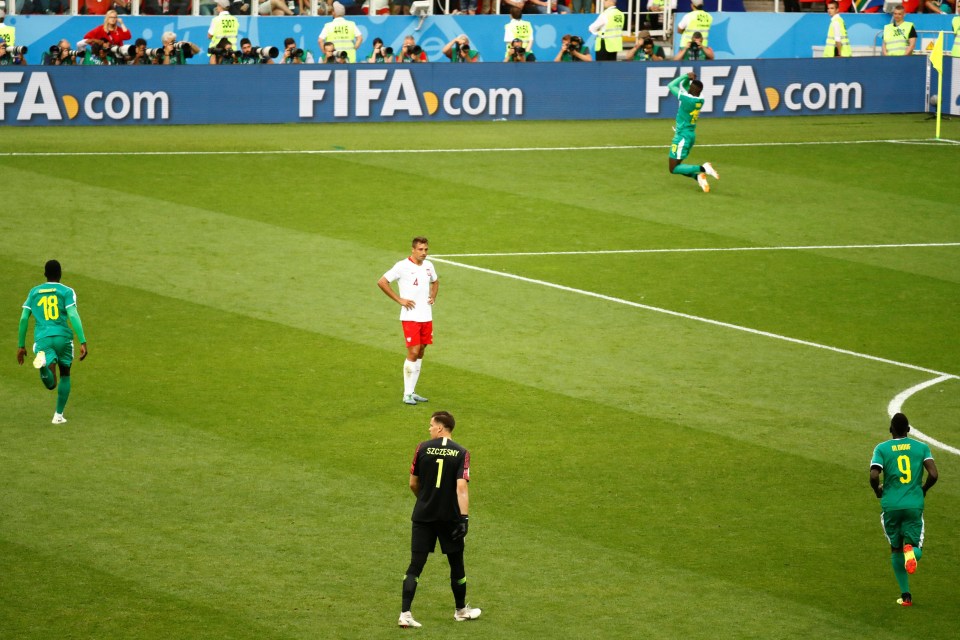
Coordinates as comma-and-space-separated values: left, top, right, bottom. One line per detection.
504, 38, 535, 62
554, 34, 592, 62
128, 38, 152, 65
365, 37, 394, 63
156, 32, 199, 65
43, 39, 78, 66
443, 35, 479, 63
673, 31, 713, 61
238, 37, 277, 64
81, 40, 116, 65
396, 35, 427, 63
0, 40, 26, 66
208, 36, 237, 64
281, 37, 313, 64
625, 35, 665, 62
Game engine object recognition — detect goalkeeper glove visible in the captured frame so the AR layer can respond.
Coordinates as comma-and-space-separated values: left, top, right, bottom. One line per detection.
450, 515, 469, 541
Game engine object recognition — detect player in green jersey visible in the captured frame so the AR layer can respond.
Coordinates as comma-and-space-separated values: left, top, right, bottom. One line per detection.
869, 413, 938, 607
16, 260, 89, 424
667, 71, 719, 193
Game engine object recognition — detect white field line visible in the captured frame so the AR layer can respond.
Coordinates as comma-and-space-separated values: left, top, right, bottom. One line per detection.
0, 138, 954, 158
433, 256, 960, 456
888, 376, 960, 456
433, 242, 960, 259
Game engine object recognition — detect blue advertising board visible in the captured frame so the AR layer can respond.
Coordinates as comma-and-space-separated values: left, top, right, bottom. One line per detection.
0, 57, 932, 126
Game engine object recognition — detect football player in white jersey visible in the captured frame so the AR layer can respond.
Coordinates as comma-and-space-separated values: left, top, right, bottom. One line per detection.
378, 237, 439, 405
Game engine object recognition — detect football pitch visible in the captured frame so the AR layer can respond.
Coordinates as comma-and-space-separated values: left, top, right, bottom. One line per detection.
1, 115, 959, 639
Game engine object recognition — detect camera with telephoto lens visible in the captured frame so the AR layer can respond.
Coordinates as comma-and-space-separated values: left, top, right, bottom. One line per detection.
337, 50, 348, 60
146, 47, 163, 59
689, 41, 700, 51
110, 44, 135, 58
291, 47, 303, 58
458, 42, 470, 53
251, 45, 279, 59
568, 36, 582, 51
208, 46, 236, 58
512, 45, 525, 56
9, 44, 27, 55
404, 44, 422, 57
382, 46, 393, 56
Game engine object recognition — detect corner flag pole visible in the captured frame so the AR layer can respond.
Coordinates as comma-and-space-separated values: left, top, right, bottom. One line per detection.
930, 31, 944, 139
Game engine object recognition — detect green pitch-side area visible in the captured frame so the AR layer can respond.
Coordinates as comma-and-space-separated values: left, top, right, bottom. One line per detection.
1, 115, 958, 639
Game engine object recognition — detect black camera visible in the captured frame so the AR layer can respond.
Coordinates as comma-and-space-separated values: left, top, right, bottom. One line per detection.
568, 37, 582, 51
405, 44, 422, 56
208, 47, 236, 58
252, 45, 279, 59
291, 47, 304, 58
512, 45, 525, 56
689, 41, 700, 51
458, 43, 470, 53
382, 46, 393, 56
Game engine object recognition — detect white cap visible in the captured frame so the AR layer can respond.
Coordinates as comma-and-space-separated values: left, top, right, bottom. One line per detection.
332, 1, 345, 14
215, 0, 230, 7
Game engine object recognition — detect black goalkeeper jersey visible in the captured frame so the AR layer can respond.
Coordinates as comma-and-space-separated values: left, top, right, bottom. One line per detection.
410, 436, 470, 523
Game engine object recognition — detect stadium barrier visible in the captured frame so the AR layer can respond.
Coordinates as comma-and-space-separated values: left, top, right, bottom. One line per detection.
0, 56, 937, 126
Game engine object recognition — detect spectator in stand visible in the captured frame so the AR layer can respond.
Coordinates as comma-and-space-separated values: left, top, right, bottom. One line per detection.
396, 35, 428, 62
673, 31, 713, 60
0, 39, 26, 65
526, 0, 551, 13
924, 0, 955, 13
84, 0, 112, 15
554, 33, 592, 61
29, 0, 68, 15
625, 35, 665, 61
443, 35, 480, 62
500, 0, 525, 13
503, 7, 533, 59
364, 0, 391, 12
80, 10, 131, 48
392, 0, 412, 14
505, 37, 536, 61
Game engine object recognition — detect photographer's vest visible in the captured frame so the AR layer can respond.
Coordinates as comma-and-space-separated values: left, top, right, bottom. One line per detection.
505, 19, 533, 56
597, 7, 625, 53
0, 25, 14, 47
210, 13, 239, 47
679, 9, 712, 47
324, 17, 358, 62
823, 15, 850, 57
883, 20, 913, 56
952, 16, 960, 57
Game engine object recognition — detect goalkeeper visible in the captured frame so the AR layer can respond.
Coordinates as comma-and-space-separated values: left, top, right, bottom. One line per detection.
667, 71, 719, 193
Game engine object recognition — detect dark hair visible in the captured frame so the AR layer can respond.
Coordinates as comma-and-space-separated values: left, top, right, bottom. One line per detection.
217, 37, 231, 48
890, 413, 910, 437
373, 37, 383, 46
284, 37, 296, 46
642, 38, 654, 47
135, 37, 147, 47
432, 411, 455, 432
412, 236, 428, 247
44, 259, 61, 281
240, 37, 251, 46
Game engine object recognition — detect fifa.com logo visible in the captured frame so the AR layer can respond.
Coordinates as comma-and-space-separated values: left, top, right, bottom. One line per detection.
0, 72, 170, 122
299, 69, 524, 119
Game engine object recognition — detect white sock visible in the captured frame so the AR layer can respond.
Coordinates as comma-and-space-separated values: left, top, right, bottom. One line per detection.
409, 359, 422, 394
403, 359, 417, 396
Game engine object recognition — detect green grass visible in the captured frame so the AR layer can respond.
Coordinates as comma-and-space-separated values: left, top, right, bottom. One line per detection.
1, 115, 959, 639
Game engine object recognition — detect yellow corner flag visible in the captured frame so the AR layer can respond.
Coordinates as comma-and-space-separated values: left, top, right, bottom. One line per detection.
931, 31, 944, 139
930, 31, 943, 74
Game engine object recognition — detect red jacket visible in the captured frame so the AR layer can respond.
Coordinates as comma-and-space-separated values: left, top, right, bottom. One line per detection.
83, 25, 132, 46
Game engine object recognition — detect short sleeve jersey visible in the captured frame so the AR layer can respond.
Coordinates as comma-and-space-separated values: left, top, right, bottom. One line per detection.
871, 437, 933, 511
23, 282, 78, 341
673, 78, 704, 136
410, 436, 470, 523
382, 258, 438, 322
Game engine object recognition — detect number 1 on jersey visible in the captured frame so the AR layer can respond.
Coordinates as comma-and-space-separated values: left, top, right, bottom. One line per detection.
435, 458, 444, 487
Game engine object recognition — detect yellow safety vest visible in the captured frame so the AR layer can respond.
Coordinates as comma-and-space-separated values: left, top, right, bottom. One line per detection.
679, 10, 712, 48
952, 16, 960, 57
598, 7, 625, 53
823, 15, 850, 58
505, 19, 533, 56
323, 17, 359, 62
0, 25, 15, 48
210, 14, 239, 46
883, 21, 914, 56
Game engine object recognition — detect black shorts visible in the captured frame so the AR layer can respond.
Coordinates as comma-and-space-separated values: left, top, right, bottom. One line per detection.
411, 520, 463, 555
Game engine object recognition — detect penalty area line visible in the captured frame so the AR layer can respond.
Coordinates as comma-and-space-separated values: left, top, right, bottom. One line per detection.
0, 138, 938, 158
431, 256, 958, 381
433, 241, 960, 259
